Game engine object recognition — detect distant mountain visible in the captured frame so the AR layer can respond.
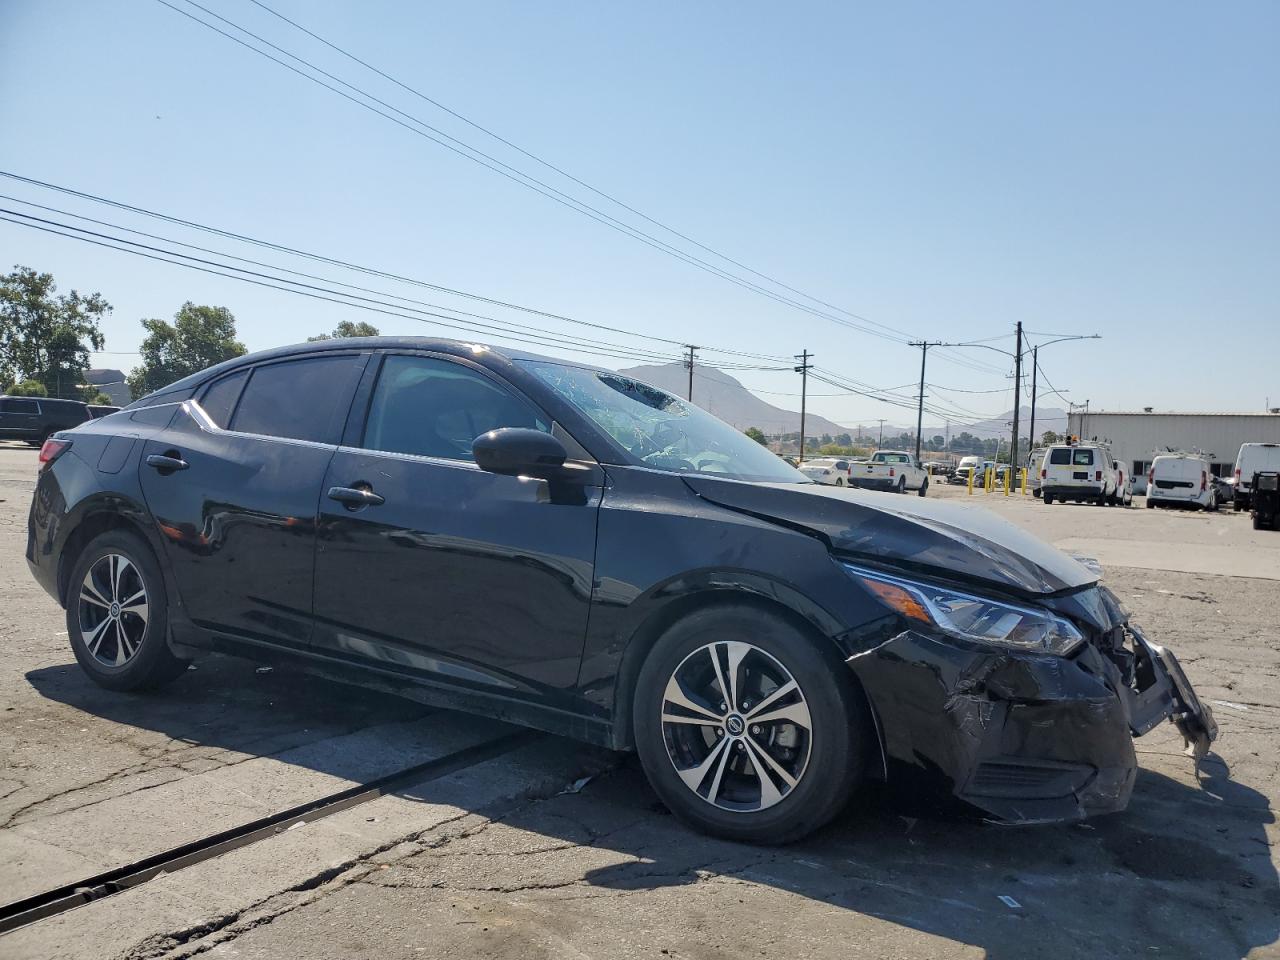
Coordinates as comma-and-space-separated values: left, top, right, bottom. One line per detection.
617, 363, 851, 437
925, 405, 1068, 441
616, 362, 1068, 444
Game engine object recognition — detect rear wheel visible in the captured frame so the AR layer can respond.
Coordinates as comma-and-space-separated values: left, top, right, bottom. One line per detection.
918, 477, 929, 497
835, 478, 844, 487
1043, 494, 1053, 505
896, 477, 906, 495
633, 605, 868, 844
1146, 499, 1155, 509
1254, 512, 1263, 531
66, 530, 188, 691
1234, 499, 1243, 512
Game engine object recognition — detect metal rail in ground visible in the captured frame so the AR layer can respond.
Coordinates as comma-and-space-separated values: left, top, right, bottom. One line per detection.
0, 729, 539, 935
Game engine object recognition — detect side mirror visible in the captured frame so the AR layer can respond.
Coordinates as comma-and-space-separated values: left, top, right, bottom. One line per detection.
473, 428, 568, 480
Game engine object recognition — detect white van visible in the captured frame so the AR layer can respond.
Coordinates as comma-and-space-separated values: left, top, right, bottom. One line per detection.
1233, 443, 1280, 511
1146, 453, 1215, 510
1040, 443, 1117, 505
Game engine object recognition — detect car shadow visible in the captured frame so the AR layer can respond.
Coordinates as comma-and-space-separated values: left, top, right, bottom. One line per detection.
23, 658, 1280, 960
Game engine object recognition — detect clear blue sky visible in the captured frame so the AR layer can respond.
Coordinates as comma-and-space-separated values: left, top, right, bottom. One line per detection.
2, 1, 1276, 426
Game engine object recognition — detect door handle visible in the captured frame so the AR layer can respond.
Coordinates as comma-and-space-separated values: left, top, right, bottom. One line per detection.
327, 485, 385, 508
146, 453, 189, 473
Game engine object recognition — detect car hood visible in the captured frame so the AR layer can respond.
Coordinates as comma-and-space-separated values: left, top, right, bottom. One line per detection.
684, 477, 1096, 597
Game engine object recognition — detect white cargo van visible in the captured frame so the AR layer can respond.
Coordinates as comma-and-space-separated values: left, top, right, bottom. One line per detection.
1039, 443, 1117, 505
1233, 443, 1280, 511
1146, 453, 1216, 510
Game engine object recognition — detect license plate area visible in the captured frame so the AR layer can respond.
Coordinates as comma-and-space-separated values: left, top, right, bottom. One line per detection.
1073, 471, 1088, 480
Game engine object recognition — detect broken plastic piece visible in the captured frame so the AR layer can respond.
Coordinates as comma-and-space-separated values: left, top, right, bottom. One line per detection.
998, 895, 1022, 909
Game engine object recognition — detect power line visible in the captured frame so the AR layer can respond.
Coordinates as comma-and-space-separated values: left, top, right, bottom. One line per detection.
244, 0, 917, 346
0, 210, 708, 367
0, 171, 787, 365
151, 0, 918, 346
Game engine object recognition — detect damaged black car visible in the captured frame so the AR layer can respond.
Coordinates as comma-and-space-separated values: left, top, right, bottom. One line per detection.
26, 337, 1217, 843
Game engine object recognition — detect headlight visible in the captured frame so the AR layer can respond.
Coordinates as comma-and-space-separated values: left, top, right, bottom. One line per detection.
844, 564, 1085, 656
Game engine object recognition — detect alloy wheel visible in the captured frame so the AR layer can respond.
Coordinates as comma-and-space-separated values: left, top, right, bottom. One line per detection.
661, 641, 813, 812
78, 553, 149, 667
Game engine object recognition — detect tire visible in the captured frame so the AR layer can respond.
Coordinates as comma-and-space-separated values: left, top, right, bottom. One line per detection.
65, 529, 188, 691
632, 604, 868, 844
1254, 512, 1263, 531
1234, 500, 1243, 512
1146, 499, 1155, 509
1043, 494, 1053, 505
896, 477, 907, 495
918, 477, 928, 498
835, 478, 844, 487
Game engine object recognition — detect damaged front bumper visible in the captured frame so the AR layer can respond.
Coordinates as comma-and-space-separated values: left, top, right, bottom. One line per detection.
845, 620, 1218, 824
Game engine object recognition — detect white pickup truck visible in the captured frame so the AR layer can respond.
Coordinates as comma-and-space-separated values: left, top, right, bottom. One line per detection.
850, 450, 929, 496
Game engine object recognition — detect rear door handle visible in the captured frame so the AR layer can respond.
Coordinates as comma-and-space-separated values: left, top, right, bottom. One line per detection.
145, 453, 189, 473
327, 485, 385, 508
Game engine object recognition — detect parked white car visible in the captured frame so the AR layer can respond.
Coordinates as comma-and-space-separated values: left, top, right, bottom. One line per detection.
1146, 453, 1216, 510
1040, 443, 1118, 506
1233, 442, 1280, 512
851, 450, 929, 496
798, 457, 853, 486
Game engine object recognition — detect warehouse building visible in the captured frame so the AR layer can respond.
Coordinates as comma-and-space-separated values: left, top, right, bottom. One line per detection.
1067, 410, 1280, 492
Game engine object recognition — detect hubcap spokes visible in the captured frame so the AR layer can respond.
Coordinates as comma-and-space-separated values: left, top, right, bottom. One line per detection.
78, 554, 148, 666
661, 641, 812, 812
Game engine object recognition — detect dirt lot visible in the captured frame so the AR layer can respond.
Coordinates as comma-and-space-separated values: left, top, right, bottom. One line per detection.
2, 443, 1277, 959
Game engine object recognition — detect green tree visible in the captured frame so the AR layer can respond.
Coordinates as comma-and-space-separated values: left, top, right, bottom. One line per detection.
308, 320, 380, 341
744, 426, 768, 446
85, 391, 113, 405
8, 378, 48, 397
0, 266, 110, 398
1041, 430, 1060, 446
127, 303, 247, 399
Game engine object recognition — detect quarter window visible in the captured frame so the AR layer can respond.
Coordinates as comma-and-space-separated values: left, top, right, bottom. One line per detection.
362, 355, 548, 461
198, 369, 249, 428
230, 355, 364, 443
1, 398, 39, 414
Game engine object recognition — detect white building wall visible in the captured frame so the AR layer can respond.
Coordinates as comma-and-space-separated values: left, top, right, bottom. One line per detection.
1067, 412, 1280, 485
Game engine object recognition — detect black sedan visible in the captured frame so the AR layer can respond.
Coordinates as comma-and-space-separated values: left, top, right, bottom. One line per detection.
26, 337, 1217, 843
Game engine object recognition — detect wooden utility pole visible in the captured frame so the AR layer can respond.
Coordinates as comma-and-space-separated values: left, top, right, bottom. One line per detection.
1010, 322, 1023, 477
909, 341, 944, 461
683, 345, 698, 401
794, 350, 812, 463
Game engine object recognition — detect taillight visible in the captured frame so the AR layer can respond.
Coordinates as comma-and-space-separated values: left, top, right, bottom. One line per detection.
38, 437, 72, 471
889, 467, 895, 477
1040, 468, 1047, 478
1095, 470, 1102, 482
1148, 468, 1154, 484
1235, 467, 1242, 481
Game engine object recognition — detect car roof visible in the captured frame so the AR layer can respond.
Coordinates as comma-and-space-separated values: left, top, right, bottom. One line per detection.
130, 336, 618, 406
0, 394, 84, 406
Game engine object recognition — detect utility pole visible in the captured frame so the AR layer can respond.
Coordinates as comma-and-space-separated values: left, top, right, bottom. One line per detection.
683, 345, 698, 401
1010, 322, 1023, 476
877, 419, 886, 449
794, 350, 812, 463
909, 341, 944, 462
1028, 345, 1038, 450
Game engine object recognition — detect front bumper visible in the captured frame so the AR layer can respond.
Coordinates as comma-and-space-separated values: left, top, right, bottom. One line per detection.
845, 622, 1217, 824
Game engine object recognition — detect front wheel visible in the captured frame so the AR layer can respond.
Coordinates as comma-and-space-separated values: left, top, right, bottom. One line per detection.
633, 605, 868, 844
66, 530, 188, 691
835, 478, 844, 487
1043, 494, 1053, 505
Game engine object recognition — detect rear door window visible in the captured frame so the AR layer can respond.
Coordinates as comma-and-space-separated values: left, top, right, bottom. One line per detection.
1072, 449, 1094, 466
1, 398, 39, 414
230, 355, 365, 443
1048, 448, 1072, 465
361, 355, 549, 462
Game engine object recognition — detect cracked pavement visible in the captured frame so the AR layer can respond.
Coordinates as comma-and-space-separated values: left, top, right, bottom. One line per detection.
2, 444, 1278, 959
